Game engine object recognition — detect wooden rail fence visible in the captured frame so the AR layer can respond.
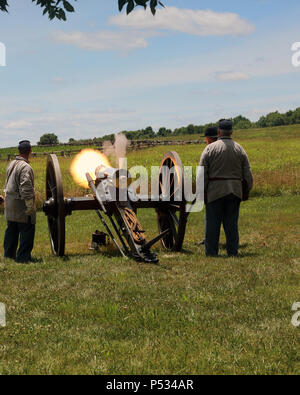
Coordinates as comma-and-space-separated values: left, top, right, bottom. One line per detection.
0, 139, 205, 161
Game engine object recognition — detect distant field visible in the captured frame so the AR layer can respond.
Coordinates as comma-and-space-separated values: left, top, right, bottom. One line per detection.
0, 125, 299, 207
0, 144, 90, 156
153, 123, 300, 141
1, 123, 300, 155
0, 125, 299, 374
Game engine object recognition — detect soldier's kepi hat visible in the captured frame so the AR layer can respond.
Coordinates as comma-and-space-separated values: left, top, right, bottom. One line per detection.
205, 127, 218, 138
218, 119, 233, 131
18, 140, 32, 152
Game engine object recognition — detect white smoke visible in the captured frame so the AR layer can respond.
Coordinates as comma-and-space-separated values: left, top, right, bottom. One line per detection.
103, 133, 129, 169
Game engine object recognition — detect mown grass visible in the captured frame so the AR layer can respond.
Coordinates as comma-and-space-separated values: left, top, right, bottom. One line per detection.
0, 125, 299, 375
0, 195, 299, 374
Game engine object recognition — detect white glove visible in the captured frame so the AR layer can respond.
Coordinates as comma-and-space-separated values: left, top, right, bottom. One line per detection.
25, 199, 35, 216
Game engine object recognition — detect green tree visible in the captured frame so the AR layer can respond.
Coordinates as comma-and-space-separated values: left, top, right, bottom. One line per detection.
232, 115, 252, 130
143, 126, 155, 138
285, 107, 300, 125
38, 133, 59, 146
256, 116, 267, 128
256, 111, 287, 128
186, 124, 195, 134
265, 111, 286, 127
0, 0, 164, 20
157, 127, 172, 137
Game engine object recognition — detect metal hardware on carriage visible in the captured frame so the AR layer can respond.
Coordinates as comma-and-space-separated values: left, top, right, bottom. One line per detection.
43, 151, 188, 263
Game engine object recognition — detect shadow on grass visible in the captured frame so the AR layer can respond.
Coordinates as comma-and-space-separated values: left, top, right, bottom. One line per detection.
38, 243, 259, 265
220, 243, 249, 250
63, 250, 160, 266
191, 242, 259, 258
64, 250, 123, 259
218, 251, 260, 258
176, 248, 194, 255
219, 243, 260, 257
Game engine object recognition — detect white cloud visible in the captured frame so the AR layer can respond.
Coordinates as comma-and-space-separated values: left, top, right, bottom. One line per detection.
5, 120, 33, 129
0, 108, 141, 146
109, 7, 255, 36
215, 71, 250, 81
52, 7, 254, 54
52, 30, 151, 52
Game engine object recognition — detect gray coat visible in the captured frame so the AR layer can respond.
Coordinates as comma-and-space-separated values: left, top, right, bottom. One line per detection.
199, 137, 253, 203
4, 156, 36, 224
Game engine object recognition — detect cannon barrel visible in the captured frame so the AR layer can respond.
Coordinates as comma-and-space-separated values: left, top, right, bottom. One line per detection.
95, 164, 132, 189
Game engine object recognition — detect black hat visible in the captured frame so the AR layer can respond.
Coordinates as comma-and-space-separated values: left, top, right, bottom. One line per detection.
218, 119, 233, 131
18, 140, 32, 153
205, 127, 218, 138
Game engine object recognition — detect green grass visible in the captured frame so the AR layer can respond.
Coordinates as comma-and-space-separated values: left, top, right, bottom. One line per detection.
0, 195, 299, 374
0, 125, 299, 374
1, 125, 299, 207
0, 144, 94, 156
1, 123, 300, 155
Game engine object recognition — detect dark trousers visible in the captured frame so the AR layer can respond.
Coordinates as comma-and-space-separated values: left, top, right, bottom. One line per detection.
4, 220, 35, 262
205, 194, 241, 257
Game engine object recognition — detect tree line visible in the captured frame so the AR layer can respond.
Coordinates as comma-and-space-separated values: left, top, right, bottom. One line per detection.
37, 107, 300, 145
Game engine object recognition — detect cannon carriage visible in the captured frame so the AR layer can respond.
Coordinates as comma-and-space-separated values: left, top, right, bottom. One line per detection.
43, 151, 189, 263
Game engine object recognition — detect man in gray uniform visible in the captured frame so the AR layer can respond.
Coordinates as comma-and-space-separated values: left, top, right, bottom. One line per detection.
199, 120, 253, 257
199, 126, 218, 245
4, 140, 36, 262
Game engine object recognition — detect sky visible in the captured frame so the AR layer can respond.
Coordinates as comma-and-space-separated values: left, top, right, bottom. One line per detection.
0, 0, 300, 147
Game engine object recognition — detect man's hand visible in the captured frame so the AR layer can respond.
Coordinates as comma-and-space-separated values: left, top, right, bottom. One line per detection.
25, 199, 35, 216
0, 195, 4, 205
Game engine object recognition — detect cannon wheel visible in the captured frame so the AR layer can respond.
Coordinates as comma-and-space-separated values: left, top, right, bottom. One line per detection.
157, 151, 187, 251
46, 154, 66, 256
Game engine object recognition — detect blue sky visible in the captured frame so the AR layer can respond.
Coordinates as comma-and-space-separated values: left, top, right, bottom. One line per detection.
0, 0, 300, 146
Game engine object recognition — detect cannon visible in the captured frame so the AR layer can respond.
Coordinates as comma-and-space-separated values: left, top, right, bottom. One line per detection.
43, 151, 188, 263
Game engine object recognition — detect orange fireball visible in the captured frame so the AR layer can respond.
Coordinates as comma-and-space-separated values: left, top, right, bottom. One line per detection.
70, 149, 111, 189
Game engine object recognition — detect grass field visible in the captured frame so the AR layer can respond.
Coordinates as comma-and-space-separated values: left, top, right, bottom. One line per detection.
1, 125, 299, 206
0, 126, 299, 374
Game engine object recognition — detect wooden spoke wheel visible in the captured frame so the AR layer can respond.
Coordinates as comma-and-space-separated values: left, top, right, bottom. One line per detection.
157, 151, 187, 251
46, 154, 66, 257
